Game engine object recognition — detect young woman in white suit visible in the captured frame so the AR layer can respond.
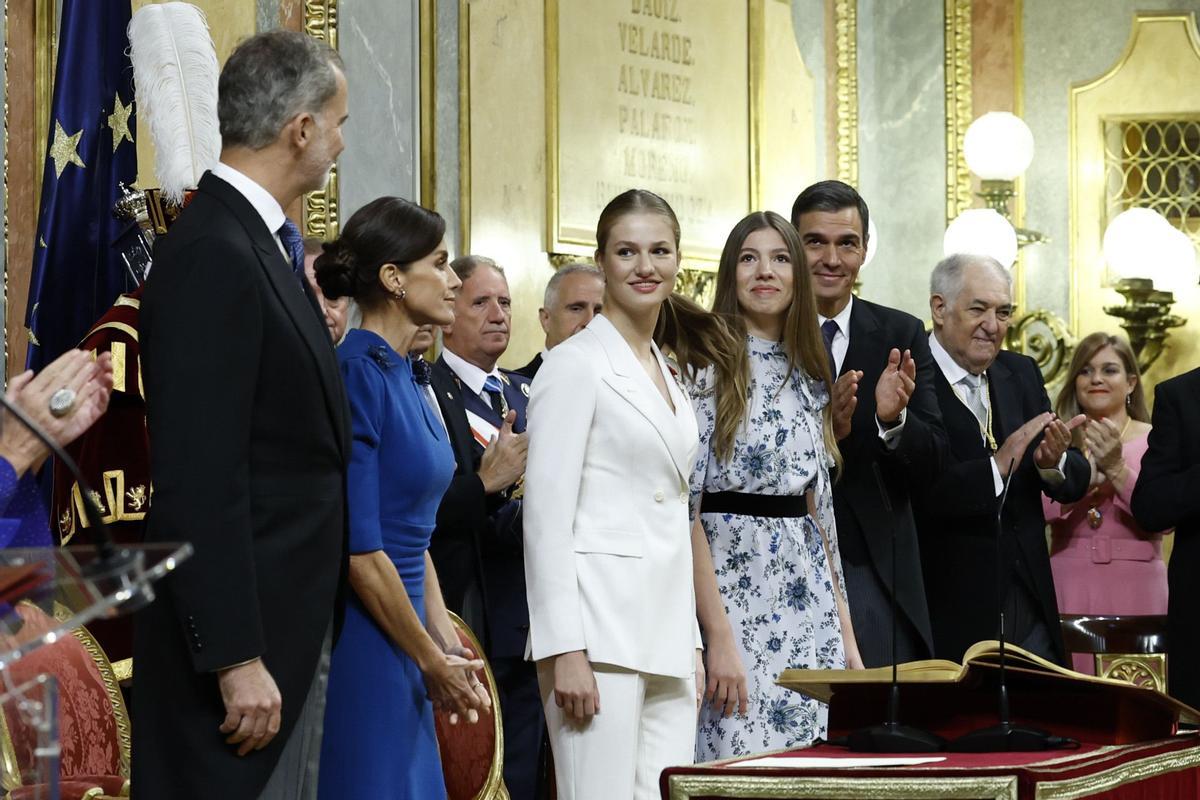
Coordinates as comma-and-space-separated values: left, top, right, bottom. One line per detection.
523, 190, 739, 799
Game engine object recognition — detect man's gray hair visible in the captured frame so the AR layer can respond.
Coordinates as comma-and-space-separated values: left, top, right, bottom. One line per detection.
543, 262, 603, 308
218, 31, 344, 150
450, 255, 504, 282
930, 253, 1012, 306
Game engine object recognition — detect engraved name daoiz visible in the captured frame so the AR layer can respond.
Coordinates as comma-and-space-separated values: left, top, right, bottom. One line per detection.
631, 0, 682, 23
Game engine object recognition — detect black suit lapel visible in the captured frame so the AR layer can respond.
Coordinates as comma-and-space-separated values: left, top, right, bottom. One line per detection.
986, 357, 1019, 442
199, 173, 349, 459
842, 299, 879, 379
431, 357, 479, 470
252, 234, 348, 458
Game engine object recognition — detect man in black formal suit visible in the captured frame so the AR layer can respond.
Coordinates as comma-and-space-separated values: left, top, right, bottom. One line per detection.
429, 255, 544, 798
916, 253, 1088, 665
790, 181, 945, 667
1131, 367, 1200, 709
136, 32, 350, 800
515, 262, 604, 379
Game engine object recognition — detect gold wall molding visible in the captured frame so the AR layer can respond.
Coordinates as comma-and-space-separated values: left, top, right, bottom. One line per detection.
419, 0, 435, 208
1068, 13, 1200, 381
944, 0, 972, 224
303, 0, 339, 239
457, 0, 471, 252
833, 0, 857, 186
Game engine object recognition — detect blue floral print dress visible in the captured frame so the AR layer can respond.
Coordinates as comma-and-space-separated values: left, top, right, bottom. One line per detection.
689, 334, 847, 761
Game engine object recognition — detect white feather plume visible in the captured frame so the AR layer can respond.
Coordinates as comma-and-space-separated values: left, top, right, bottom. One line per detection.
128, 3, 221, 205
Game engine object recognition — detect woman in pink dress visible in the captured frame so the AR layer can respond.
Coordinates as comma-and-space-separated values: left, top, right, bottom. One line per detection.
1044, 332, 1168, 672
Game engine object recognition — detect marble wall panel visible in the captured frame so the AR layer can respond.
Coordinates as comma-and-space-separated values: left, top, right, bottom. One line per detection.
856, 0, 947, 320
433, 0, 461, 249
338, 0, 421, 219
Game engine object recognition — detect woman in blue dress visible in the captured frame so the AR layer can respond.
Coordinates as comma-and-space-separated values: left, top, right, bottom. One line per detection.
316, 197, 490, 799
688, 211, 863, 761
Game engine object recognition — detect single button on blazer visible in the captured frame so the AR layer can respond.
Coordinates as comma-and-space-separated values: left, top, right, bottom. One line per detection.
523, 314, 702, 678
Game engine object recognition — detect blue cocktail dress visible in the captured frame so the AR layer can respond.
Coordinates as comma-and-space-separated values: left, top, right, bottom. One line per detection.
318, 329, 454, 799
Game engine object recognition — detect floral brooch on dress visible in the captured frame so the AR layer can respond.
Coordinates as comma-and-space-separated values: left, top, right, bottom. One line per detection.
367, 344, 395, 369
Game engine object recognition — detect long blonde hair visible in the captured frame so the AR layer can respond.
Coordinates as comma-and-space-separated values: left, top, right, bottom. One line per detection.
707, 211, 841, 469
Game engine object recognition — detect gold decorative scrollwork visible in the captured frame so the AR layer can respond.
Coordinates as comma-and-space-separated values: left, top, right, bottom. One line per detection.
303, 0, 340, 239
548, 253, 593, 270
675, 268, 717, 308
1005, 310, 1075, 389
944, 0, 973, 223
1096, 653, 1167, 693
833, 0, 858, 186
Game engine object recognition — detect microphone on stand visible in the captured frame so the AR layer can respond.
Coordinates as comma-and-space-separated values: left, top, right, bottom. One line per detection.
0, 390, 153, 613
950, 457, 1071, 752
842, 463, 944, 752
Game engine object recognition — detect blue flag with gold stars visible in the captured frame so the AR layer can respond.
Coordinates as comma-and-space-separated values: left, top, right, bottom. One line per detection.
25, 0, 137, 372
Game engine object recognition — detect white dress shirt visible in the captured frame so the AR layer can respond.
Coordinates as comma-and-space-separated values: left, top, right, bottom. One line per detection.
928, 330, 1064, 495
441, 347, 506, 407
210, 162, 292, 266
818, 295, 906, 446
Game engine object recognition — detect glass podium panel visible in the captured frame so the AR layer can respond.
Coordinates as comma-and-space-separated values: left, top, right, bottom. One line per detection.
0, 543, 192, 799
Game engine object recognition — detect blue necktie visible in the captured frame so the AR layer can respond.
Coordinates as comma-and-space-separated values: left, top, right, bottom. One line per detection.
821, 319, 840, 378
277, 219, 306, 285
483, 375, 506, 417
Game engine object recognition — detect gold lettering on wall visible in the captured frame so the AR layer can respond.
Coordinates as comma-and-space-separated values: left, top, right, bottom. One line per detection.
547, 0, 751, 260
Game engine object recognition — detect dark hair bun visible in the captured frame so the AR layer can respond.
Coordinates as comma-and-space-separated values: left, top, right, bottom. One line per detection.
313, 239, 358, 300
315, 196, 447, 306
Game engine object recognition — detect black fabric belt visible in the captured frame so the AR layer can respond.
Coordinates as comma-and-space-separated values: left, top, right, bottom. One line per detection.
700, 490, 810, 518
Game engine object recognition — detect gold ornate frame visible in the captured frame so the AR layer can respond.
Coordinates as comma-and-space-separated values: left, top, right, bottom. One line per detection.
418, 0, 435, 208
943, 0, 972, 224
445, 612, 509, 800
303, 0, 340, 239
832, 0, 857, 186
665, 773, 1018, 799
456, 0, 471, 252
0, 603, 131, 792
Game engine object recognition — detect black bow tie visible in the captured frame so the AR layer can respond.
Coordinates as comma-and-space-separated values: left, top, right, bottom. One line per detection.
411, 357, 432, 386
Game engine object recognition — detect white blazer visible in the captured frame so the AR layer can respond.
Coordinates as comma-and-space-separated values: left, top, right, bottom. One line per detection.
524, 314, 702, 678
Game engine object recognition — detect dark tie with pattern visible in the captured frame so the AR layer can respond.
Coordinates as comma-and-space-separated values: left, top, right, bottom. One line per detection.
411, 356, 432, 386
483, 374, 506, 418
277, 219, 306, 286
820, 319, 840, 378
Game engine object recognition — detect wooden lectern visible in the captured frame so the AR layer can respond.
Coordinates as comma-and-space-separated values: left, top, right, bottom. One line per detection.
778, 641, 1200, 745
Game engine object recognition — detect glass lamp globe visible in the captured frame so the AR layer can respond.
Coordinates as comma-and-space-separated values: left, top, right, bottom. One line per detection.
963, 112, 1035, 181
1102, 207, 1173, 280
943, 209, 1019, 269
1145, 225, 1197, 291
863, 217, 879, 267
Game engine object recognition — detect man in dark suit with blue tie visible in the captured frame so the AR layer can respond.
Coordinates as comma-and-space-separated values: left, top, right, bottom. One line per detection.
137, 32, 350, 799
791, 181, 946, 667
429, 254, 542, 799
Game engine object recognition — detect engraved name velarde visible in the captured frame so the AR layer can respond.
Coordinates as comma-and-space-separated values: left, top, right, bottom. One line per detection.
616, 0, 694, 109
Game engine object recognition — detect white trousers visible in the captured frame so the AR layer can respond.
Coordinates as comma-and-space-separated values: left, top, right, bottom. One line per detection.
538, 661, 697, 800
